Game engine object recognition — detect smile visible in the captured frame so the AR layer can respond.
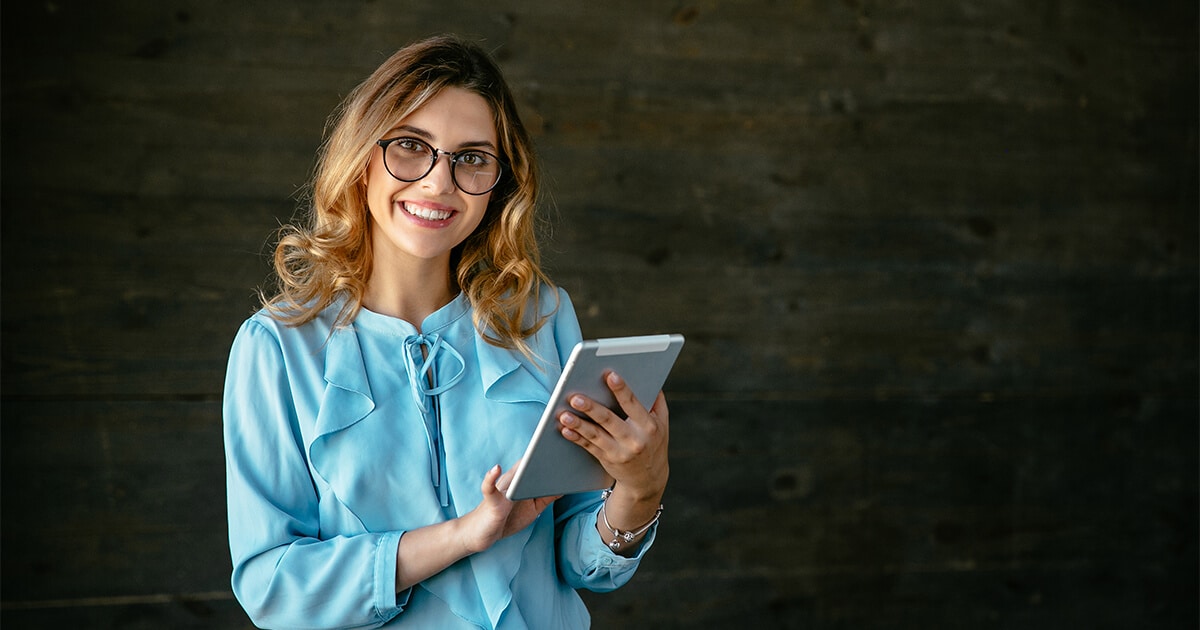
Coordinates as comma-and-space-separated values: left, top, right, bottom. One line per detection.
402, 202, 455, 222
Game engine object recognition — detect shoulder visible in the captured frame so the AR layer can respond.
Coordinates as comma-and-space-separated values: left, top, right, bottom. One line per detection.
231, 302, 343, 355
523, 283, 578, 336
529, 283, 582, 366
526, 283, 575, 320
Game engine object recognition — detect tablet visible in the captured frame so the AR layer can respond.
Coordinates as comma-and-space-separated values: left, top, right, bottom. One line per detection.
505, 334, 685, 500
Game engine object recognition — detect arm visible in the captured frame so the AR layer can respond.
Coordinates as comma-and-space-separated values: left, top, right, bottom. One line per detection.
224, 320, 404, 629
545, 288, 669, 549
558, 372, 670, 556
542, 288, 668, 587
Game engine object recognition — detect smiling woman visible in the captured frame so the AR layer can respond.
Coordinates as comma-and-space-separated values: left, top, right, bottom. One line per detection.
221, 35, 673, 629
264, 36, 547, 357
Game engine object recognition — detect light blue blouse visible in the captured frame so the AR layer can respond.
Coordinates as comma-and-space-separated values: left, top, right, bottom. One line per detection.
223, 288, 655, 629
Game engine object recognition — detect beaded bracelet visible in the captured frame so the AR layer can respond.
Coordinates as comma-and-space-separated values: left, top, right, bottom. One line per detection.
599, 487, 664, 551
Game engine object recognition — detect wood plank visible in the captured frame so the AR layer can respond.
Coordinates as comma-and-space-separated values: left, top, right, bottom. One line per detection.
4, 398, 1193, 620
1, 0, 1195, 627
2, 596, 254, 630
1, 401, 230, 601
3, 188, 1193, 398
590, 396, 1198, 628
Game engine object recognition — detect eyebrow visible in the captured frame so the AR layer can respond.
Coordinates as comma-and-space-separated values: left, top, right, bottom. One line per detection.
391, 124, 498, 152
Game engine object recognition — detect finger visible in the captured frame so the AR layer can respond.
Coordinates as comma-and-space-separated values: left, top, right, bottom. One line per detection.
559, 413, 611, 460
480, 464, 502, 496
532, 495, 560, 513
494, 466, 516, 493
649, 391, 669, 426
559, 408, 619, 447
567, 393, 628, 437
604, 371, 650, 425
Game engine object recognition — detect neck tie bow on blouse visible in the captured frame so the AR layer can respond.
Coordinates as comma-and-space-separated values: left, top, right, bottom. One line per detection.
403, 332, 466, 508
403, 332, 466, 412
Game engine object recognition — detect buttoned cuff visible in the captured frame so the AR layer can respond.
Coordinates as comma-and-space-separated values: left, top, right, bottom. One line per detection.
561, 504, 657, 591
374, 531, 411, 617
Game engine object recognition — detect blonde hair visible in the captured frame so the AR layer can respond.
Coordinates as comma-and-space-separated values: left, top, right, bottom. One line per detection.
264, 35, 553, 354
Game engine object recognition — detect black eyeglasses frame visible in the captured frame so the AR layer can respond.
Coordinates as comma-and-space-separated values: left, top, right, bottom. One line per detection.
375, 136, 506, 196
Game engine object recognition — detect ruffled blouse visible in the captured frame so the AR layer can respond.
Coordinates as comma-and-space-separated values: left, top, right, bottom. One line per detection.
223, 288, 654, 629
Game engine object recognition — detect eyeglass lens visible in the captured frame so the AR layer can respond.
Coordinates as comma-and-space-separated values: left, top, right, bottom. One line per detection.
381, 138, 502, 195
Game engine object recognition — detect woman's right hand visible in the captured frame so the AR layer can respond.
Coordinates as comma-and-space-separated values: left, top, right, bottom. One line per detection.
458, 465, 559, 554
396, 465, 558, 591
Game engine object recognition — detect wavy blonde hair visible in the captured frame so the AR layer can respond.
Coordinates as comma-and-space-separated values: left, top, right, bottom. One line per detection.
264, 35, 553, 354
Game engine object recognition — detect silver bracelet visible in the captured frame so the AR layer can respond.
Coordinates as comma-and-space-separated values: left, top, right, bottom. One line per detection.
600, 487, 663, 551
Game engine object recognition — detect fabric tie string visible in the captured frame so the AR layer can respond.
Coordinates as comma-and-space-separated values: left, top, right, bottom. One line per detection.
403, 333, 465, 508
403, 333, 466, 413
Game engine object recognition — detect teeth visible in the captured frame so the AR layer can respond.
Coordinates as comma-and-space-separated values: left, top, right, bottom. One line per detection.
403, 202, 452, 221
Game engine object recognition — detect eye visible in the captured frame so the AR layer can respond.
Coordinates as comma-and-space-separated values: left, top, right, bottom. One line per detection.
395, 138, 428, 154
457, 151, 492, 167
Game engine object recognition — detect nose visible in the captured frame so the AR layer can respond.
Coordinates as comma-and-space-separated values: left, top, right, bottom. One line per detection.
421, 150, 457, 194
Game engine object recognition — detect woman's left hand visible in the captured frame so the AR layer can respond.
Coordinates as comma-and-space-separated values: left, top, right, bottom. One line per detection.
557, 371, 669, 502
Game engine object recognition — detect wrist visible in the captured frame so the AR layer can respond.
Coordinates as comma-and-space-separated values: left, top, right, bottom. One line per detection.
609, 479, 666, 507
597, 485, 663, 554
452, 512, 483, 556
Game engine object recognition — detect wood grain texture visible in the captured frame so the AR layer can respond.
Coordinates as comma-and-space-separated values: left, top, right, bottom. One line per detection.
2, 0, 1196, 628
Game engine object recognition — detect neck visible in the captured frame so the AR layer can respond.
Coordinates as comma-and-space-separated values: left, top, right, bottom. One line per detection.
362, 253, 457, 327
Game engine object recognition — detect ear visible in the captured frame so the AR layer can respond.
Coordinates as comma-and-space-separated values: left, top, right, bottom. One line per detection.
360, 154, 372, 189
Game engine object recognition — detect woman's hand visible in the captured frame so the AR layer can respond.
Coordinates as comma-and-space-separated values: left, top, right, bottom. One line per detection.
458, 465, 560, 554
395, 466, 558, 591
558, 371, 670, 504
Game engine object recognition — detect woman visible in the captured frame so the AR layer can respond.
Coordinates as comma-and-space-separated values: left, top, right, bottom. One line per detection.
223, 35, 670, 629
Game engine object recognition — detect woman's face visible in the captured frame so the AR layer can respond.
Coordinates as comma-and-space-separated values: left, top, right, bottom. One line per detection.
364, 86, 498, 272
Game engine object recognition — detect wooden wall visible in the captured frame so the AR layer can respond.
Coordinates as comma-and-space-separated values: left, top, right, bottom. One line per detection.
3, 1, 1196, 628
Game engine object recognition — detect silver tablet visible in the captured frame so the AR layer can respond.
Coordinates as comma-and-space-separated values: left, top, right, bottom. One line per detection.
505, 334, 685, 500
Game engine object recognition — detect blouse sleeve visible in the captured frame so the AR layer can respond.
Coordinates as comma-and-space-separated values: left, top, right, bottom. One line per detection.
545, 289, 659, 591
223, 319, 409, 629
553, 492, 659, 591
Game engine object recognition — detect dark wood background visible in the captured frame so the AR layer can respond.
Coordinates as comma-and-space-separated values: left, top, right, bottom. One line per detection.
3, 1, 1196, 628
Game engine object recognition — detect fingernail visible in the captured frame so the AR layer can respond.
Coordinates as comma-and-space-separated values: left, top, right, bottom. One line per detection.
607, 372, 623, 386
560, 412, 576, 426
571, 395, 587, 408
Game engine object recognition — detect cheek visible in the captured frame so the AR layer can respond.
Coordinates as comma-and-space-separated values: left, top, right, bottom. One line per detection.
467, 196, 495, 232
363, 168, 411, 217
364, 154, 395, 196
363, 183, 388, 222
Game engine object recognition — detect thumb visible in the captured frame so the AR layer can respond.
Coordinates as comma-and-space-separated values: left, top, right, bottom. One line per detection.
480, 464, 502, 495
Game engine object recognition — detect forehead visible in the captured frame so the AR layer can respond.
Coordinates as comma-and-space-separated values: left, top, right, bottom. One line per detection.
387, 86, 497, 144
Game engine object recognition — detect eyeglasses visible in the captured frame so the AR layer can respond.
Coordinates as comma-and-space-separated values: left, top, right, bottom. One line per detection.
375, 136, 505, 196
